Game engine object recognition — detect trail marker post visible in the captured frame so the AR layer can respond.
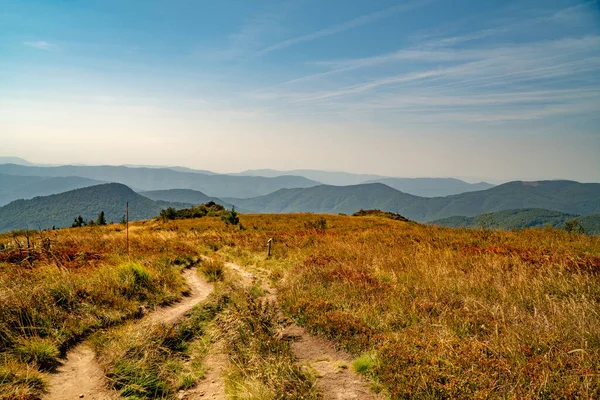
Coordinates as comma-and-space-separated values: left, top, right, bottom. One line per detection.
267, 238, 273, 258
126, 202, 129, 257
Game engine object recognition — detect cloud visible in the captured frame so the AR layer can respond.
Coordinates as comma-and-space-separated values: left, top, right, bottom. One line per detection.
254, 0, 436, 57
24, 41, 56, 51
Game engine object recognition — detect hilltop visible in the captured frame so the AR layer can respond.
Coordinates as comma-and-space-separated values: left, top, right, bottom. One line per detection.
1, 213, 598, 399
0, 183, 163, 232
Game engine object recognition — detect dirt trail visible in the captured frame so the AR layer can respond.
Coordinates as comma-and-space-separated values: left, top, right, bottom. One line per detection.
223, 259, 383, 400
183, 342, 228, 400
44, 268, 213, 400
281, 325, 382, 400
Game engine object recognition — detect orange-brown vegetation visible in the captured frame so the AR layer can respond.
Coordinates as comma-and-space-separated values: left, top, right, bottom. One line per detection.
0, 213, 598, 399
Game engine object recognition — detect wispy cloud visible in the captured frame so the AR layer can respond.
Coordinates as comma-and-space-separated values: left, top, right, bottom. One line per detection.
23, 41, 56, 51
254, 0, 436, 57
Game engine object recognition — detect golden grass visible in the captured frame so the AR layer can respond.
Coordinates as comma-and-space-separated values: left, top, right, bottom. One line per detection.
1, 214, 599, 399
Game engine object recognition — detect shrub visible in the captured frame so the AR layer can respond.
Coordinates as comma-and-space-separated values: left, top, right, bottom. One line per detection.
14, 337, 60, 370
221, 207, 240, 226
200, 260, 224, 282
304, 216, 327, 232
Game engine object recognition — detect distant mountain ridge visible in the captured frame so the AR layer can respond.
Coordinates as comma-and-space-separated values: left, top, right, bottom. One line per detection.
0, 183, 166, 232
0, 173, 104, 206
0, 164, 320, 198
140, 189, 234, 209
235, 169, 385, 186
431, 208, 600, 235
235, 169, 495, 197
227, 180, 600, 221
365, 177, 494, 197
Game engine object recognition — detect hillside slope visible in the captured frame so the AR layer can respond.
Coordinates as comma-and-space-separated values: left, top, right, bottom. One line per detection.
228, 183, 421, 214
0, 164, 320, 198
0, 183, 163, 232
228, 180, 600, 221
0, 173, 103, 206
431, 208, 600, 234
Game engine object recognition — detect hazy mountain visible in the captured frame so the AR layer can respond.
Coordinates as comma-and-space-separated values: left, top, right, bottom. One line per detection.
0, 157, 35, 166
431, 208, 600, 235
236, 169, 495, 196
140, 189, 234, 209
228, 180, 600, 222
0, 183, 165, 232
226, 183, 420, 214
122, 165, 217, 175
0, 164, 319, 198
235, 169, 383, 186
0, 173, 104, 206
365, 178, 494, 197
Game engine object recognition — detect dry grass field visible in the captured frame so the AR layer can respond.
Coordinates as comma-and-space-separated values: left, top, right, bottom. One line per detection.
1, 213, 599, 399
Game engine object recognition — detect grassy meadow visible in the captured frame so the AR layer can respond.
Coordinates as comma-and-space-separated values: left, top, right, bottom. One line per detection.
0, 213, 599, 399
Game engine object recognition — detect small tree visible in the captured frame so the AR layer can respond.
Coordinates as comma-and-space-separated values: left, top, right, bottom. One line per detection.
564, 219, 584, 234
96, 211, 107, 226
160, 207, 178, 221
221, 207, 240, 226
72, 215, 86, 228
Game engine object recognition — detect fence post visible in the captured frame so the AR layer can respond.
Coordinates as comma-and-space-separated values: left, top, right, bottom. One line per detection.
126, 202, 129, 257
267, 238, 273, 257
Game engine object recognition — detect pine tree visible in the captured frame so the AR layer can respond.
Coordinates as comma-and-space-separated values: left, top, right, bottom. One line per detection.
96, 211, 107, 226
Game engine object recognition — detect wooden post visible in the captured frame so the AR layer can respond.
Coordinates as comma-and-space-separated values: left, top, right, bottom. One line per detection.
267, 238, 273, 258
126, 202, 129, 257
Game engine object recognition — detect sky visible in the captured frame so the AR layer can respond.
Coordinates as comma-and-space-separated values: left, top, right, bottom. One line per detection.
0, 0, 599, 182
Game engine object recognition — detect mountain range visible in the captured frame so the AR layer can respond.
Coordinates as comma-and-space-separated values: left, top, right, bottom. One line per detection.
227, 180, 600, 222
0, 164, 319, 198
431, 208, 600, 234
0, 179, 599, 234
235, 169, 494, 196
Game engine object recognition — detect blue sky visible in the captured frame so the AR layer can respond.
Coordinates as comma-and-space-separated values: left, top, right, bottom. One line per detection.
1, 0, 599, 182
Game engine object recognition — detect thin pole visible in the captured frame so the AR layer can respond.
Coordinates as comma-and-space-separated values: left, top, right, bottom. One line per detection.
126, 202, 129, 257
267, 238, 273, 258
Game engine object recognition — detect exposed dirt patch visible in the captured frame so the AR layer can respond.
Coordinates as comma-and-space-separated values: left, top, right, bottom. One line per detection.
44, 344, 118, 400
282, 325, 383, 400
224, 259, 383, 400
183, 341, 228, 400
44, 268, 214, 400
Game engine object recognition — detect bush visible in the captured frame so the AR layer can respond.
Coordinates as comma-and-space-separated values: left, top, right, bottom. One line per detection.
304, 216, 327, 232
221, 207, 240, 226
14, 337, 60, 370
200, 260, 224, 282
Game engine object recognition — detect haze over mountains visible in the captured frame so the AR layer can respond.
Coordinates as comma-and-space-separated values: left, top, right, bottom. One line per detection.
0, 164, 319, 198
0, 174, 104, 206
228, 180, 600, 221
0, 158, 599, 234
236, 169, 494, 197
